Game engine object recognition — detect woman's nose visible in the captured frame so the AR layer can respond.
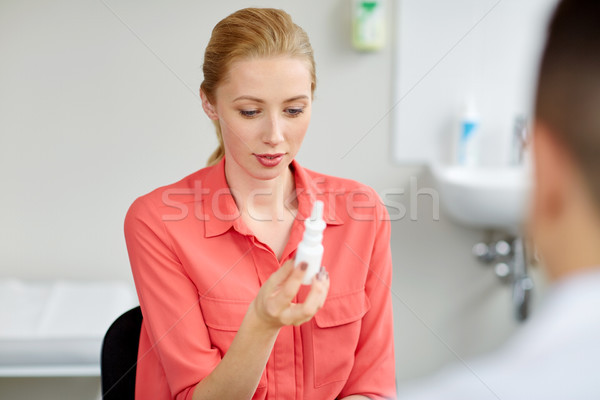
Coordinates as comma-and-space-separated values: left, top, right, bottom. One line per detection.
262, 115, 284, 145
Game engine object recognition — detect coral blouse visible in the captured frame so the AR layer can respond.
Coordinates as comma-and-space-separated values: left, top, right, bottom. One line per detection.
124, 157, 396, 400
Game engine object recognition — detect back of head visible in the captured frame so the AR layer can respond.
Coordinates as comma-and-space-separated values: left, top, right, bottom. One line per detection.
201, 8, 316, 166
535, 0, 600, 210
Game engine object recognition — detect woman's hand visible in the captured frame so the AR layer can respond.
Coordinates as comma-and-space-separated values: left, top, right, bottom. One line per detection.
192, 260, 328, 399
252, 260, 329, 330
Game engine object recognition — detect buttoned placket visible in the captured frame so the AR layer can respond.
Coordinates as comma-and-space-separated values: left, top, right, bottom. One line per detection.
239, 208, 307, 399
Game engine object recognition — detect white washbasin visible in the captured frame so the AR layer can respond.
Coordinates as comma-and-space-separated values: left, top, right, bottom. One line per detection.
431, 164, 532, 232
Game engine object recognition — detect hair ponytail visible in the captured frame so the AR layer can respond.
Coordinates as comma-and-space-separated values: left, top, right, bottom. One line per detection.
206, 121, 224, 166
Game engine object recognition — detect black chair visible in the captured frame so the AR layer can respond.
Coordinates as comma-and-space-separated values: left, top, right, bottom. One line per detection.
101, 306, 143, 400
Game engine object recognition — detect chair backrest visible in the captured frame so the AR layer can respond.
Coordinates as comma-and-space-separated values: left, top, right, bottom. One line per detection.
101, 306, 143, 400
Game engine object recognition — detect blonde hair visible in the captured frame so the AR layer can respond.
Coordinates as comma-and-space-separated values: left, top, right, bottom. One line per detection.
200, 8, 317, 166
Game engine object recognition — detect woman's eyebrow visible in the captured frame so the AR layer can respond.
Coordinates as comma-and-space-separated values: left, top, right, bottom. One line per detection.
283, 95, 309, 102
233, 95, 264, 103
232, 95, 309, 103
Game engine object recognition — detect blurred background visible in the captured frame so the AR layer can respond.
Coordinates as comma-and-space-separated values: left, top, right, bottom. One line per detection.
0, 0, 557, 398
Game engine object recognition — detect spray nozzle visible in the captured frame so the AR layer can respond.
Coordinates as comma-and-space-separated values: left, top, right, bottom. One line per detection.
310, 200, 324, 222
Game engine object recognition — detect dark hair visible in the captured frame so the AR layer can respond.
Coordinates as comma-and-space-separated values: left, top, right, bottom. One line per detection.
200, 8, 316, 166
535, 0, 600, 206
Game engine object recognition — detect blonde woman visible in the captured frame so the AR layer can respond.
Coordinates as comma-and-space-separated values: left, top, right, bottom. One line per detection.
125, 8, 396, 400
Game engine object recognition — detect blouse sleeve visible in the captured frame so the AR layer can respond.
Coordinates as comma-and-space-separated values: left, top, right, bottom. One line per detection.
339, 194, 397, 399
124, 196, 221, 400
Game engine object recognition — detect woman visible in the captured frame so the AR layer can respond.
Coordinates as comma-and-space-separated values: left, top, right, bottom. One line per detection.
124, 8, 396, 400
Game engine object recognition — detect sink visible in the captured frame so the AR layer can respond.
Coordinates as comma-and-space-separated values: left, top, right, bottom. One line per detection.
431, 164, 532, 232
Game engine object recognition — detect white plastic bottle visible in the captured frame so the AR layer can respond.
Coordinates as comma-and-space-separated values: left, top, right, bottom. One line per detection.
458, 100, 480, 167
295, 200, 326, 285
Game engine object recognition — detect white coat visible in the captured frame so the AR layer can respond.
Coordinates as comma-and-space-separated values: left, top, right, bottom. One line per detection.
398, 268, 600, 400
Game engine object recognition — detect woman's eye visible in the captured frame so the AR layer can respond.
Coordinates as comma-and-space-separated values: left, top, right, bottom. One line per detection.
285, 107, 304, 117
240, 110, 259, 118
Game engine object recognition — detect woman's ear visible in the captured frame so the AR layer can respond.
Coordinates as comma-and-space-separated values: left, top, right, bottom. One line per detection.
200, 90, 219, 120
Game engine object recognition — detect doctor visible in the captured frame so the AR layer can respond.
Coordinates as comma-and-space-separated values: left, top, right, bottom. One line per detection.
399, 0, 600, 399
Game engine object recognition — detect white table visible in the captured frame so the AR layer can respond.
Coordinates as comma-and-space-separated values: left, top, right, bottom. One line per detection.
0, 279, 137, 377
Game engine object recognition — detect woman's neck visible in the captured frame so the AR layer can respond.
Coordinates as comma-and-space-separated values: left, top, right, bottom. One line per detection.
224, 160, 296, 223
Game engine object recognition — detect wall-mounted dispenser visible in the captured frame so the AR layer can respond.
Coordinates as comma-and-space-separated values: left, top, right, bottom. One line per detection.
352, 0, 385, 51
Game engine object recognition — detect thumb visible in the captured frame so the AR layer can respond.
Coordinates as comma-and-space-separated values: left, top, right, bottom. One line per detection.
264, 259, 295, 290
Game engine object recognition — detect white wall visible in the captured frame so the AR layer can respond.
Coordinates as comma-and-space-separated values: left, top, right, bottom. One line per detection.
393, 0, 555, 165
0, 0, 553, 398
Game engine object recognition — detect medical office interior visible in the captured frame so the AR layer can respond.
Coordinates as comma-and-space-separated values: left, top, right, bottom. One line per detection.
0, 0, 560, 398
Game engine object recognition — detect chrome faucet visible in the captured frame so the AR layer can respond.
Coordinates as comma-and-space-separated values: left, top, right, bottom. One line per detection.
473, 236, 533, 321
510, 116, 529, 166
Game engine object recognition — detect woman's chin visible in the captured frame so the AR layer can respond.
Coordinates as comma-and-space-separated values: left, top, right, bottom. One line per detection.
252, 166, 287, 181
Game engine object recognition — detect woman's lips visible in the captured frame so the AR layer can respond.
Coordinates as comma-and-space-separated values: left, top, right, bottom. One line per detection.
254, 153, 285, 167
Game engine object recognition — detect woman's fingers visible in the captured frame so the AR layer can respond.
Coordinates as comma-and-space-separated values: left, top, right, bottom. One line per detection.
277, 260, 309, 300
265, 261, 307, 315
256, 259, 306, 324
279, 266, 330, 326
301, 266, 330, 316
263, 259, 295, 292
263, 260, 306, 298
256, 262, 329, 327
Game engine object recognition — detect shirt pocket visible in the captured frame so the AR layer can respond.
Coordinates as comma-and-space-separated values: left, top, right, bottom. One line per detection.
200, 297, 267, 390
311, 288, 371, 388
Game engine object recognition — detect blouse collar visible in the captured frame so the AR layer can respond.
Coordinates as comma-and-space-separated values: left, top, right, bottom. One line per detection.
201, 157, 344, 238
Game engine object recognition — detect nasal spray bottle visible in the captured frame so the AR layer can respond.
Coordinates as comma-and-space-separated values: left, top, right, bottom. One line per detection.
295, 200, 326, 285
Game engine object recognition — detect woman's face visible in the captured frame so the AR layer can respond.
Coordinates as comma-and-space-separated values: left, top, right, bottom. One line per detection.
204, 56, 313, 182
